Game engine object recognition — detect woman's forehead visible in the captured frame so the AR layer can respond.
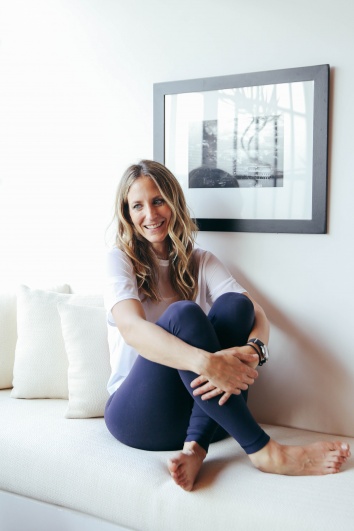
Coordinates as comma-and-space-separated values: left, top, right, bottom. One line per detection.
127, 175, 161, 200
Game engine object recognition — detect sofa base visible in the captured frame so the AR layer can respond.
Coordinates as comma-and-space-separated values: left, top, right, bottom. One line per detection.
0, 490, 131, 531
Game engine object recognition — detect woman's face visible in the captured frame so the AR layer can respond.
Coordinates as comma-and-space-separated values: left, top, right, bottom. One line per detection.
127, 176, 172, 258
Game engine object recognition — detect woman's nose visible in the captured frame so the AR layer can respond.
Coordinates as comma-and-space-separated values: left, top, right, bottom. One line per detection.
145, 204, 157, 218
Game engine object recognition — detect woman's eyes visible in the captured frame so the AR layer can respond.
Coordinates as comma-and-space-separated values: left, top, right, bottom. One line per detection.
131, 198, 164, 210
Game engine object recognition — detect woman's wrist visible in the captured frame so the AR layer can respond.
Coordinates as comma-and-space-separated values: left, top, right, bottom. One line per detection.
244, 343, 262, 367
194, 348, 212, 376
246, 338, 269, 366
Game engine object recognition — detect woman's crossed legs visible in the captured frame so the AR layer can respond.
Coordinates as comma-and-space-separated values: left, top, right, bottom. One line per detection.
105, 293, 350, 490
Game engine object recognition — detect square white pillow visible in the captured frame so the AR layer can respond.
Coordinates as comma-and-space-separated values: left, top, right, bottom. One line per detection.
0, 285, 70, 390
58, 302, 111, 418
11, 285, 103, 399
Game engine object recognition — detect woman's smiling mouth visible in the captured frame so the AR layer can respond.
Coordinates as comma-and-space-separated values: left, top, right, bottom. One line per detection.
144, 221, 165, 230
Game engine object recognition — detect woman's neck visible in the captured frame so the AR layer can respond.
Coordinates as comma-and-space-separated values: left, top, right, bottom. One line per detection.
152, 243, 169, 260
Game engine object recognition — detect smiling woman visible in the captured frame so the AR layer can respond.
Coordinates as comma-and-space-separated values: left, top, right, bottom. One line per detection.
103, 160, 350, 492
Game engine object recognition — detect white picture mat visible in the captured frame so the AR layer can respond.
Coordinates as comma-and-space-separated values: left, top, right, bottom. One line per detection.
165, 81, 314, 221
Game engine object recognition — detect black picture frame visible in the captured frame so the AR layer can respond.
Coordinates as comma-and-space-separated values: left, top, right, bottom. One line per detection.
153, 64, 329, 233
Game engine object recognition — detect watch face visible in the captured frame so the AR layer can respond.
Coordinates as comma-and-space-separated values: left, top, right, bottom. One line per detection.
262, 344, 269, 361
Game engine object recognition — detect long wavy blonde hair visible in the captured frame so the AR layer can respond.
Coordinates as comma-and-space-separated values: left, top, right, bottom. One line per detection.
114, 160, 199, 302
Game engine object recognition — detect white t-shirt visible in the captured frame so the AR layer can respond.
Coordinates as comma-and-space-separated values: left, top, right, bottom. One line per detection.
104, 247, 246, 395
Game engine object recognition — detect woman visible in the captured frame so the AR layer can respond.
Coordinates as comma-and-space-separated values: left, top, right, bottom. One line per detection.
104, 160, 350, 491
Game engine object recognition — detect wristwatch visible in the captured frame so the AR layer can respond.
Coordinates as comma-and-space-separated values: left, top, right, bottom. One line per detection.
247, 338, 269, 366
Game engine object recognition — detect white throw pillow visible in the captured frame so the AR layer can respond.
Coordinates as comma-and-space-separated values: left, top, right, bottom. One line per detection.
11, 286, 103, 399
0, 285, 70, 390
58, 302, 111, 418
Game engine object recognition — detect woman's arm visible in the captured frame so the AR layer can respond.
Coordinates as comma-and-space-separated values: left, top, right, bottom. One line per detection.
245, 293, 270, 350
111, 298, 259, 394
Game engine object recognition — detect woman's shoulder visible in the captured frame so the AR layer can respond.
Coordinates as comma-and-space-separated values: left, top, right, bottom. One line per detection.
193, 247, 229, 275
193, 247, 217, 264
107, 246, 126, 258
106, 246, 134, 275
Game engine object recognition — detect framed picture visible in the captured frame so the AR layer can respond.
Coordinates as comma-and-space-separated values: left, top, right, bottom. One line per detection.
153, 64, 329, 233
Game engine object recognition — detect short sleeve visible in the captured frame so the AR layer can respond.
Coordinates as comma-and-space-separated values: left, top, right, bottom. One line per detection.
104, 248, 140, 320
198, 250, 246, 305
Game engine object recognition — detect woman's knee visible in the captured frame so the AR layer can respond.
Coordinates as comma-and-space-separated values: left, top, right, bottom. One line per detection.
209, 292, 255, 347
157, 300, 219, 350
217, 291, 253, 307
166, 300, 202, 318
212, 292, 254, 320
157, 300, 206, 334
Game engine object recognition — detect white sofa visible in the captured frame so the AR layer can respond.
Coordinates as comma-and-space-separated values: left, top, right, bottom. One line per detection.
1, 285, 354, 531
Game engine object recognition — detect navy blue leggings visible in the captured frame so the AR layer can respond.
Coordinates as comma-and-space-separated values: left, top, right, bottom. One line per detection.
105, 292, 270, 454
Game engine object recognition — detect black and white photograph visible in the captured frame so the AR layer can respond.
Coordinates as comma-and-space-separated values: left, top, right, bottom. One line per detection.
188, 113, 284, 189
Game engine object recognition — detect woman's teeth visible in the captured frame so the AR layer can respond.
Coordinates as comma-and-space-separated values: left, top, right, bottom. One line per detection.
145, 222, 163, 229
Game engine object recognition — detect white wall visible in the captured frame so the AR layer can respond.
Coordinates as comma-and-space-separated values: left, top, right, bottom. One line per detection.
0, 0, 353, 436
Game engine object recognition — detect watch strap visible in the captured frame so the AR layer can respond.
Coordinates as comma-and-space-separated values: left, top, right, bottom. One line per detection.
246, 342, 263, 366
247, 338, 268, 366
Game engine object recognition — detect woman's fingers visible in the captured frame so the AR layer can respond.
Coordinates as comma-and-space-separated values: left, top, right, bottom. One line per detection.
218, 392, 232, 405
192, 380, 248, 400
197, 386, 224, 400
193, 385, 244, 403
192, 380, 217, 396
190, 375, 209, 388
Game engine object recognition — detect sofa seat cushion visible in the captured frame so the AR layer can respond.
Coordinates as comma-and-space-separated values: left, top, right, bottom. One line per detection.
0, 390, 353, 531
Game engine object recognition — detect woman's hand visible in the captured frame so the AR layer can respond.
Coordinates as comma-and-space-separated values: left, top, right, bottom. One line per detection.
191, 346, 260, 405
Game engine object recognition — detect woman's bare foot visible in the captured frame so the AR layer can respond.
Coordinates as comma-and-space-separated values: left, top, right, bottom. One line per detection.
168, 441, 206, 491
249, 439, 351, 476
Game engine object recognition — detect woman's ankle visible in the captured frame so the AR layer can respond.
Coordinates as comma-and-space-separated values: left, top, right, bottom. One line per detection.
183, 441, 207, 460
183, 440, 207, 459
248, 439, 283, 473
